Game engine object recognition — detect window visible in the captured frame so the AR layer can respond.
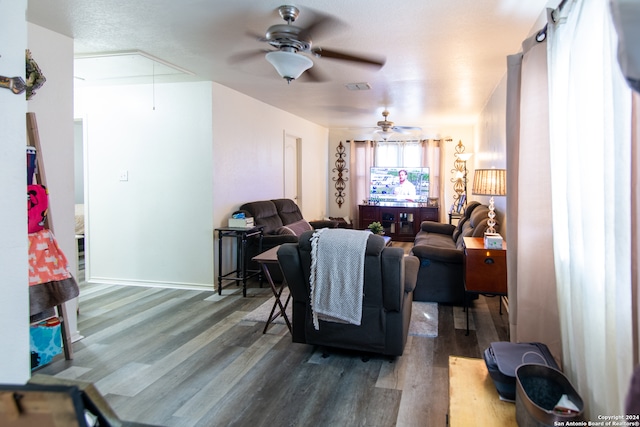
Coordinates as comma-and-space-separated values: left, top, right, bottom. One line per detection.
375, 140, 423, 167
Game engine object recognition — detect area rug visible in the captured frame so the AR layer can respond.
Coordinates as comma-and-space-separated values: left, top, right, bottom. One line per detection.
241, 289, 438, 337
410, 301, 438, 337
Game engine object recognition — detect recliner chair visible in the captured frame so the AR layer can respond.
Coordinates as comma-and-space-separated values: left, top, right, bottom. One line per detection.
239, 198, 337, 281
277, 230, 419, 356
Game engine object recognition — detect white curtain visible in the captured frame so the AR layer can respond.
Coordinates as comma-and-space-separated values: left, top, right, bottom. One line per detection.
547, 0, 633, 417
349, 140, 375, 224
506, 34, 562, 362
375, 140, 422, 167
422, 139, 441, 203
633, 92, 640, 370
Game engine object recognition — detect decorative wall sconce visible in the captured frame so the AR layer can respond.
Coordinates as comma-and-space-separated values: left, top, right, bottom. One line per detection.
332, 141, 348, 208
25, 50, 46, 100
450, 140, 472, 209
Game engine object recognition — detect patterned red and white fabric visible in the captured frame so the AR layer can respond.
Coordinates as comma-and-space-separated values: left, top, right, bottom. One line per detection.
28, 229, 72, 286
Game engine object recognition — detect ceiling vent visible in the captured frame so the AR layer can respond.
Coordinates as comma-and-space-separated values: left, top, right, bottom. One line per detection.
345, 82, 371, 91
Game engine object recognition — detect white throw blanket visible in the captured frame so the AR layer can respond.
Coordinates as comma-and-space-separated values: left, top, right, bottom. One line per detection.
309, 228, 370, 330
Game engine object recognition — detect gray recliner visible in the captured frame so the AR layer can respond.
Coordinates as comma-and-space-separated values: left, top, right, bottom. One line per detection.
277, 230, 419, 356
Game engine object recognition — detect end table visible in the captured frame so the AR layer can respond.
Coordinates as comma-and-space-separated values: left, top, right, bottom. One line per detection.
463, 236, 507, 335
215, 226, 264, 297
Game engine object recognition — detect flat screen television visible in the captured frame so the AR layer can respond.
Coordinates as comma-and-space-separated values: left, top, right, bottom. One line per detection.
369, 166, 430, 203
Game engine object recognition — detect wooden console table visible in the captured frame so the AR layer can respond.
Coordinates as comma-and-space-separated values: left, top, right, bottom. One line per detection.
448, 356, 516, 426
358, 204, 439, 242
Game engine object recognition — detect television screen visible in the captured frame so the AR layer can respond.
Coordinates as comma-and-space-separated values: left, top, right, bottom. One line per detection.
369, 167, 430, 203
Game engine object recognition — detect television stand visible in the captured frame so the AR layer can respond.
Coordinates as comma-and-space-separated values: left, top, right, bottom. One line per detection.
358, 204, 439, 242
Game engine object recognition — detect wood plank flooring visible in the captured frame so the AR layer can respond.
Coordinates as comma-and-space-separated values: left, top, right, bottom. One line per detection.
37, 243, 509, 426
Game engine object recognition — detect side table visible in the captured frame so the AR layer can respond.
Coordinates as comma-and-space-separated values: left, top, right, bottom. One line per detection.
252, 245, 292, 334
463, 236, 507, 335
215, 226, 264, 297
449, 212, 463, 225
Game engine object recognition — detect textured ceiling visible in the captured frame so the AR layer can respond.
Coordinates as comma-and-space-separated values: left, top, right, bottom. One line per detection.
26, 0, 548, 137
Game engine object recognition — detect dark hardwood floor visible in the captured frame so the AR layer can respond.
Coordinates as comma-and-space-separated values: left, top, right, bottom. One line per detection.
37, 244, 509, 426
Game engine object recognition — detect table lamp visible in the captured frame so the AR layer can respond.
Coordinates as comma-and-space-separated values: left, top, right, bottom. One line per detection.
471, 168, 506, 234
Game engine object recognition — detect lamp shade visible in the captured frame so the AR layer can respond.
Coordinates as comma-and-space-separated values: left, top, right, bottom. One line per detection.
472, 169, 506, 196
265, 51, 313, 82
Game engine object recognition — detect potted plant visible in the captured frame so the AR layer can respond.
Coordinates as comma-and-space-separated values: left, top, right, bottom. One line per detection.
368, 221, 384, 235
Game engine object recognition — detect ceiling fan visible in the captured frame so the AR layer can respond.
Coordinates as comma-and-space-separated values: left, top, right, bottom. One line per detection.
231, 5, 386, 83
374, 110, 422, 141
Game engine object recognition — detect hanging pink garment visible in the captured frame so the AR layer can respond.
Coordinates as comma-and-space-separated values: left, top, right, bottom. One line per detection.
28, 229, 72, 286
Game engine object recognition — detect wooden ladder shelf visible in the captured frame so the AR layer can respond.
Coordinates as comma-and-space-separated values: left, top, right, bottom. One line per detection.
27, 112, 74, 360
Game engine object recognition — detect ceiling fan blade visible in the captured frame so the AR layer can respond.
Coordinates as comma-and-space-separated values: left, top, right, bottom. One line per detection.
311, 47, 386, 67
299, 10, 342, 41
393, 126, 422, 133
245, 30, 267, 42
228, 49, 270, 64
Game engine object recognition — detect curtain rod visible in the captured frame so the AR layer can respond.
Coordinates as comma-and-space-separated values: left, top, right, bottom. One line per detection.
535, 0, 571, 43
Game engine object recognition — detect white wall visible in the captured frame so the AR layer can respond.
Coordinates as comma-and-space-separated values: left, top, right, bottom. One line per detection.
474, 73, 508, 237
0, 0, 29, 384
212, 83, 329, 277
75, 81, 215, 289
211, 82, 329, 228
74, 80, 329, 290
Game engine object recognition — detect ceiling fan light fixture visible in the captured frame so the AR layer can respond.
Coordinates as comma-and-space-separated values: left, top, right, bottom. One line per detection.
265, 51, 313, 83
374, 128, 395, 142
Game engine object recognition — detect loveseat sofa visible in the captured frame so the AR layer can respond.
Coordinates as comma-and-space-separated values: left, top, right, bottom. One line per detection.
238, 198, 337, 279
410, 201, 494, 304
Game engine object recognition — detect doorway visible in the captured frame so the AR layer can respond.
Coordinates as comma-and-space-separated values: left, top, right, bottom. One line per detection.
284, 132, 302, 204
73, 119, 86, 281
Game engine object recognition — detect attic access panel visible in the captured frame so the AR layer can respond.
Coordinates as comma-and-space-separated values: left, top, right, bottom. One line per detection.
74, 51, 193, 82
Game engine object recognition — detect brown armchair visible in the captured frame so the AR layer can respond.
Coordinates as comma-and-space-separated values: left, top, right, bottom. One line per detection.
277, 230, 419, 356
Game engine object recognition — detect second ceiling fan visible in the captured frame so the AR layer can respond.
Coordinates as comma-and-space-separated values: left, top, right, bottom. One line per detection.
374, 110, 422, 141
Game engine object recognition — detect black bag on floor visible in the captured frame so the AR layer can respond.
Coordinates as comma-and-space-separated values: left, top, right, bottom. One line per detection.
483, 342, 559, 401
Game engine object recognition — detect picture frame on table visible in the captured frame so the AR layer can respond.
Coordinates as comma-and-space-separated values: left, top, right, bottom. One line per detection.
456, 194, 466, 213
